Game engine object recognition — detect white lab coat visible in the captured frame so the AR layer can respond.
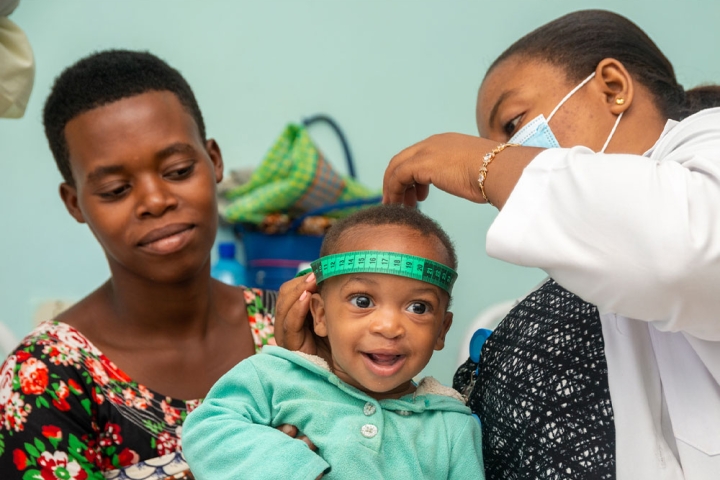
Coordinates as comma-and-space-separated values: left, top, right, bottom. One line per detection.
486, 107, 720, 480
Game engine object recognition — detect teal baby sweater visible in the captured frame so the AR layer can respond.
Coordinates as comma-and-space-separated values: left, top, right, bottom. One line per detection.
183, 346, 484, 480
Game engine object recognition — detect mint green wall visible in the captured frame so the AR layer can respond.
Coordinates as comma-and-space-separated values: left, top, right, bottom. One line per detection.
2, 0, 719, 383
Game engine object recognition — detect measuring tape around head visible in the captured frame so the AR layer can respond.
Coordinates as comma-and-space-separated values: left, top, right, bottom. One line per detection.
307, 250, 458, 294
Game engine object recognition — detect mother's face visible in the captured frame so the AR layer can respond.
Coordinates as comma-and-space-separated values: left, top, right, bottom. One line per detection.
476, 56, 619, 151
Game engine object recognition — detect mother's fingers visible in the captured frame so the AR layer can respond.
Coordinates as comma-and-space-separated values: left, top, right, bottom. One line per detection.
297, 434, 318, 452
277, 424, 318, 452
276, 273, 317, 351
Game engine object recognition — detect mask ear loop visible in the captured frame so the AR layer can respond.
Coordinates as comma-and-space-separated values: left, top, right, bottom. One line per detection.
600, 112, 623, 153
547, 72, 597, 122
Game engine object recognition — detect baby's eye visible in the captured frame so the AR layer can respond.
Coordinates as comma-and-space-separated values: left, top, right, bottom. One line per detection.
406, 302, 428, 315
503, 115, 522, 136
350, 295, 374, 309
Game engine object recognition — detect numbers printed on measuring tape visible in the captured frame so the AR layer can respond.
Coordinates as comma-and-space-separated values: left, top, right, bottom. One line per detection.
311, 250, 457, 293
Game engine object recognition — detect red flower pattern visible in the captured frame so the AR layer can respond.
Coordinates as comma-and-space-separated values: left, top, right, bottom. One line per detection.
185, 399, 201, 414
100, 354, 132, 383
51, 380, 72, 411
19, 357, 49, 395
15, 351, 31, 363
84, 357, 108, 386
52, 397, 71, 412
161, 399, 181, 426
12, 448, 28, 470
0, 288, 274, 477
0, 354, 16, 405
43, 343, 81, 366
81, 435, 102, 468
42, 424, 62, 440
68, 378, 82, 394
3, 391, 31, 432
56, 381, 69, 400
116, 447, 140, 467
155, 431, 179, 456
91, 386, 104, 405
99, 422, 123, 447
37, 451, 88, 480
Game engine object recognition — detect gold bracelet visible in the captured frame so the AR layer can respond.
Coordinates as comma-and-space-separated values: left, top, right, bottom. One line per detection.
478, 143, 519, 205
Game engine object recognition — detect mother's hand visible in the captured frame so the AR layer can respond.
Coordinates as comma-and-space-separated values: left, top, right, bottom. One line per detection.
383, 133, 493, 206
275, 273, 330, 361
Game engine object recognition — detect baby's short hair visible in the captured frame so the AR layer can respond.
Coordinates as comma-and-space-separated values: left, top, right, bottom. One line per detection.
320, 204, 457, 270
43, 50, 205, 186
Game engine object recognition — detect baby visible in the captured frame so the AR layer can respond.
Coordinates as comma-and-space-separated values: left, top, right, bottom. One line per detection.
183, 205, 484, 479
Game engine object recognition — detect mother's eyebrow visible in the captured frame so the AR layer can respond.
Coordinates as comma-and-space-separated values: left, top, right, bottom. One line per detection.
488, 89, 518, 128
85, 143, 197, 184
155, 142, 196, 161
86, 165, 125, 184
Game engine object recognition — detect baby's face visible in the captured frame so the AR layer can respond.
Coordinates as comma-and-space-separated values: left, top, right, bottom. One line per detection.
310, 225, 453, 400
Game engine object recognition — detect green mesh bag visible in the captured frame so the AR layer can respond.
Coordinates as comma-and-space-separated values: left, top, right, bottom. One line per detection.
222, 117, 377, 224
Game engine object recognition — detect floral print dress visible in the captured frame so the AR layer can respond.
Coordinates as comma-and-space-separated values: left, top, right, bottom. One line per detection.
0, 288, 276, 480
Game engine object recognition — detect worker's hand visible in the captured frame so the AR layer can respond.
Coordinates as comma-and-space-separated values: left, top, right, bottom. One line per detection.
383, 133, 492, 206
384, 133, 542, 209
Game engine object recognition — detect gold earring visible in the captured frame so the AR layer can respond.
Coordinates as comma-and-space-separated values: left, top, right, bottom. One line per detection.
615, 97, 625, 105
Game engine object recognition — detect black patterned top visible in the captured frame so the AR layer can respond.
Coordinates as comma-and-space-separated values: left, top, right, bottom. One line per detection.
454, 279, 616, 480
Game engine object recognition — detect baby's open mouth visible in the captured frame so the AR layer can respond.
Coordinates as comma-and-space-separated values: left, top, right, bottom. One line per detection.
361, 352, 408, 377
363, 353, 404, 366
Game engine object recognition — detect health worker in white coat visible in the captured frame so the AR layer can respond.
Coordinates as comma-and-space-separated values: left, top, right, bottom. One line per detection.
383, 9, 720, 480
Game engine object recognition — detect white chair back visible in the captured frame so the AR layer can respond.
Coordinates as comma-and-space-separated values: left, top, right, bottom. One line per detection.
0, 322, 19, 359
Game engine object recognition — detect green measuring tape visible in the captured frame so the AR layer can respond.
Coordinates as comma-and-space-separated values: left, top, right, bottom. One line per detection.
303, 250, 457, 293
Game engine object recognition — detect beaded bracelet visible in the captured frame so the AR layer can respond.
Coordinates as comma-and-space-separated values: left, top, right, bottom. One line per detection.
477, 143, 519, 206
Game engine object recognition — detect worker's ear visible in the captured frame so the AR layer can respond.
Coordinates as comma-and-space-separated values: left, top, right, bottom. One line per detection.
594, 57, 634, 115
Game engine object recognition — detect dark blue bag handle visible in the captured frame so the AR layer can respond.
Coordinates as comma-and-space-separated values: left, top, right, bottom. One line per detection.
303, 114, 357, 179
287, 114, 378, 232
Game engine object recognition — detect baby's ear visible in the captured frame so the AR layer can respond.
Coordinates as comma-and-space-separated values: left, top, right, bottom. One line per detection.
434, 312, 453, 351
310, 293, 328, 337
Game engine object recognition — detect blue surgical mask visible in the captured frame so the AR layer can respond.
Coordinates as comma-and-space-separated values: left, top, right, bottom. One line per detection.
506, 114, 562, 149
508, 72, 623, 153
